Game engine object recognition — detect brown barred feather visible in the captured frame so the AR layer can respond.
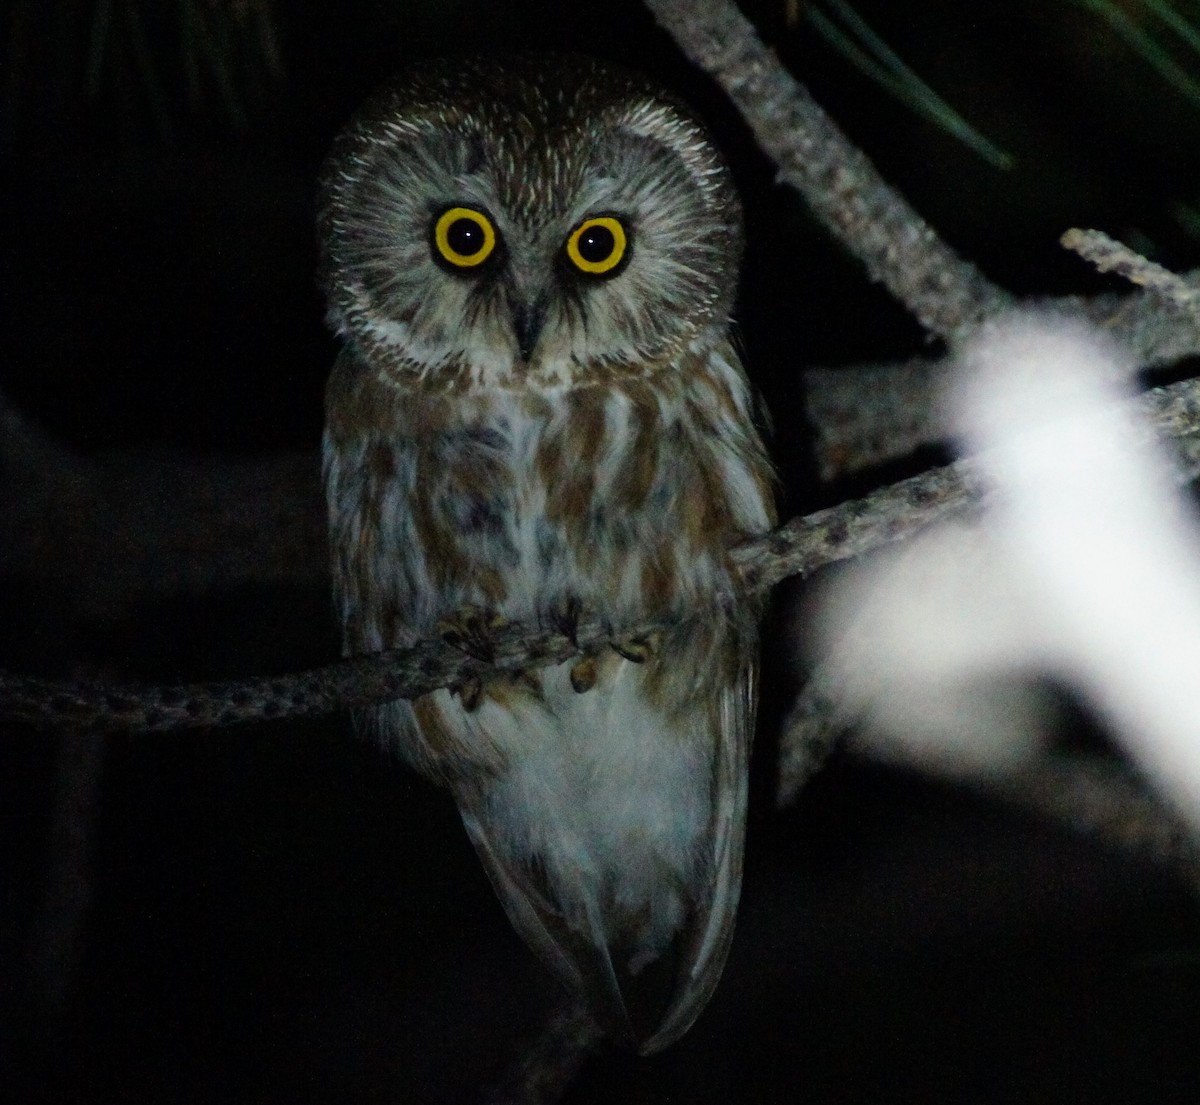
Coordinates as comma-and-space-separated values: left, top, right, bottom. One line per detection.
320, 54, 776, 1054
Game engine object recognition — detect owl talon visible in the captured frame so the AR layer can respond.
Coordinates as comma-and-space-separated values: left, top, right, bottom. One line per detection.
611, 632, 660, 664
458, 677, 484, 712
570, 656, 598, 694
438, 605, 506, 663
549, 597, 585, 647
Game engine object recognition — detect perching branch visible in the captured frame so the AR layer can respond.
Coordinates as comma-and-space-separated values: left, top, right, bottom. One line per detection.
643, 0, 1013, 341
8, 367, 1200, 734
3, 465, 977, 731
0, 613, 624, 733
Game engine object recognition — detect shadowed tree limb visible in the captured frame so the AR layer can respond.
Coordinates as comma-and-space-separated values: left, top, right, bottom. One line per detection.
807, 246, 1200, 481
483, 1000, 604, 1105
0, 386, 325, 622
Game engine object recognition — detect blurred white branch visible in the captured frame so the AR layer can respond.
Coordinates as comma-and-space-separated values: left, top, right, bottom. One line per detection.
804, 312, 1200, 831
807, 252, 1200, 481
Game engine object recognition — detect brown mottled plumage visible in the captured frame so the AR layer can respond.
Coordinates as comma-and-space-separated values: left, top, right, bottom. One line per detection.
319, 55, 775, 1053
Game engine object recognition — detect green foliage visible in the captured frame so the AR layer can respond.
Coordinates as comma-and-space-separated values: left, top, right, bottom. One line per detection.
1072, 0, 1200, 111
803, 0, 1015, 170
8, 0, 1200, 168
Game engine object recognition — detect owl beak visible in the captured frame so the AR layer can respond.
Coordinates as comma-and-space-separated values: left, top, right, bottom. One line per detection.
510, 298, 546, 362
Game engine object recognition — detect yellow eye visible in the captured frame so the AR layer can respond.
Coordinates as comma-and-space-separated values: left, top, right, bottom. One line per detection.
432, 206, 497, 268
565, 215, 628, 276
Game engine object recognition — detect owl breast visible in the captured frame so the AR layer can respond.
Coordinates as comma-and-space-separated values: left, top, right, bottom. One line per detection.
318, 53, 775, 1049
324, 338, 772, 725
324, 335, 773, 1049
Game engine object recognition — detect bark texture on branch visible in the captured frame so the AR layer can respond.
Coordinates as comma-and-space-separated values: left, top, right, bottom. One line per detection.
643, 0, 1013, 341
10, 366, 1200, 735
1063, 228, 1200, 320
807, 276, 1200, 481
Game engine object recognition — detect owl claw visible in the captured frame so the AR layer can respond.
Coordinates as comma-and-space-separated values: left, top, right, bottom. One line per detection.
569, 655, 598, 693
611, 632, 660, 664
549, 596, 584, 647
438, 605, 506, 663
458, 677, 484, 712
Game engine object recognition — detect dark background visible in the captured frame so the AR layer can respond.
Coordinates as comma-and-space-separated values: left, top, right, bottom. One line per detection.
3, 1, 1200, 1100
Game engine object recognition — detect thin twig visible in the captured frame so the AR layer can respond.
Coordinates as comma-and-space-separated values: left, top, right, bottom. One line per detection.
643, 0, 1013, 341
1063, 227, 1200, 322
805, 292, 1200, 479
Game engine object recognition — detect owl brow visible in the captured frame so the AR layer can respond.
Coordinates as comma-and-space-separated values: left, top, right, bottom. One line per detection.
613, 115, 724, 202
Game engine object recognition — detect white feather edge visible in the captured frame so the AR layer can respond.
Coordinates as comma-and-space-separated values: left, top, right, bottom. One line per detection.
454, 651, 755, 1054
640, 658, 753, 1055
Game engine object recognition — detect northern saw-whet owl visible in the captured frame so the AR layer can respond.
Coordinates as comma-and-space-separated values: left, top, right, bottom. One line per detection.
318, 54, 775, 1054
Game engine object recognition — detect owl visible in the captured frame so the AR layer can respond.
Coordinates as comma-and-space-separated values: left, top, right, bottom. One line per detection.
318, 54, 775, 1054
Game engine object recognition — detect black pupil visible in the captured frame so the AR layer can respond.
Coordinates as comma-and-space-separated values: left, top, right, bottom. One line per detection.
577, 224, 615, 263
447, 217, 485, 256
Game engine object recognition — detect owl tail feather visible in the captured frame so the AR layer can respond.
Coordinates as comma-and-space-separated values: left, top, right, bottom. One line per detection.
455, 664, 754, 1053
459, 806, 639, 1048
458, 756, 745, 1056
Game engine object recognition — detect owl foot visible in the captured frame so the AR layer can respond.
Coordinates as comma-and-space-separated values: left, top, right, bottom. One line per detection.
437, 605, 507, 663
611, 632, 661, 664
549, 596, 586, 647
457, 677, 484, 712
569, 655, 598, 693
550, 598, 602, 693
455, 670, 542, 712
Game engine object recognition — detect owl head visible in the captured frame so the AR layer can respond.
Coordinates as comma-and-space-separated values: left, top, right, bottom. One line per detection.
318, 54, 743, 390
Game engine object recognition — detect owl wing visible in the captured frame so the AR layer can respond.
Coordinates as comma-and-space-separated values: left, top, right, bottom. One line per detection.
637, 657, 753, 1055
456, 653, 755, 1055
458, 802, 627, 1032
